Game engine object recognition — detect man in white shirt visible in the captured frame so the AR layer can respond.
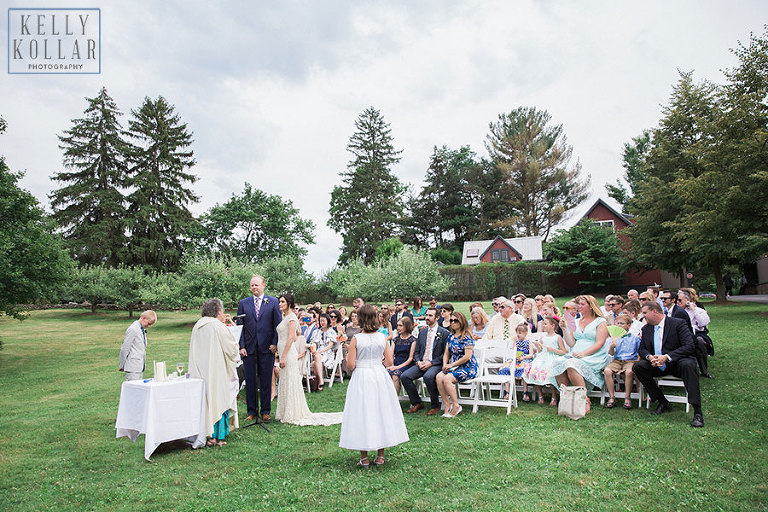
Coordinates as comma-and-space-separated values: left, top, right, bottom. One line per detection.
482, 299, 525, 341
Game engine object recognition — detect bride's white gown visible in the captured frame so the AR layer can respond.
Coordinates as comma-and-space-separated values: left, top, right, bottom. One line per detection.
275, 312, 342, 426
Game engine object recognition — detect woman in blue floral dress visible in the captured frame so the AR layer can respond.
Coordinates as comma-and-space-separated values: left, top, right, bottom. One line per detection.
435, 311, 478, 417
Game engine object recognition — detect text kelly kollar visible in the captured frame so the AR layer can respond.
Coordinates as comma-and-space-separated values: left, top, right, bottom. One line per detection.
11, 14, 96, 61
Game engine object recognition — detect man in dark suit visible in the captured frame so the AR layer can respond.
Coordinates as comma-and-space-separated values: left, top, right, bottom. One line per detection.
661, 292, 693, 331
237, 274, 282, 422
633, 302, 704, 427
389, 299, 414, 332
400, 308, 449, 415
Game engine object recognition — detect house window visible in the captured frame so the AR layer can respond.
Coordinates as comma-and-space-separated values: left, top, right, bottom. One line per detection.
490, 249, 510, 262
466, 248, 479, 257
596, 220, 615, 231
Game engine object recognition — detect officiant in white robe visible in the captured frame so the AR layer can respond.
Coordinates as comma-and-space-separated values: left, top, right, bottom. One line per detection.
189, 298, 240, 446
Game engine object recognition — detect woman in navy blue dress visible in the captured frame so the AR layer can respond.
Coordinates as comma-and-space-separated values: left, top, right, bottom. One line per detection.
435, 311, 478, 417
386, 316, 416, 394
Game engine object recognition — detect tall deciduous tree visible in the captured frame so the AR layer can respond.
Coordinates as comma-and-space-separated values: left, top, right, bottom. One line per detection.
1, 118, 73, 320
328, 107, 405, 264
485, 107, 590, 241
49, 87, 129, 266
126, 96, 198, 272
605, 130, 652, 211
409, 145, 479, 249
191, 182, 315, 263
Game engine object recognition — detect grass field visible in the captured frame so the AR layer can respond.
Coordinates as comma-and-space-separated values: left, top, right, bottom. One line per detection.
1, 301, 767, 511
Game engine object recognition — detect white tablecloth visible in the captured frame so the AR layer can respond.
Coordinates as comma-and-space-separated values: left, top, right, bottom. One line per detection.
115, 377, 207, 460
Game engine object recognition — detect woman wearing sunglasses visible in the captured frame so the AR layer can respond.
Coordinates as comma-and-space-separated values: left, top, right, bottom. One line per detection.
435, 311, 478, 417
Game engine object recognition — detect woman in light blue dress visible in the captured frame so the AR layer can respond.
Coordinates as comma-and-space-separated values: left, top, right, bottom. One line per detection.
549, 295, 610, 414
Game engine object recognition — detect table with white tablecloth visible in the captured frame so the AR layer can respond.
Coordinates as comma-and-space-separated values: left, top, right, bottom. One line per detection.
115, 377, 207, 461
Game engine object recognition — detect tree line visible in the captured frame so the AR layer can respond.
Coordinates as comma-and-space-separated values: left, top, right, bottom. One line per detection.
329, 105, 591, 265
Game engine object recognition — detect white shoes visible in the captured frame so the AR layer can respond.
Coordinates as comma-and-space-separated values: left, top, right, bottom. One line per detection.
442, 405, 462, 418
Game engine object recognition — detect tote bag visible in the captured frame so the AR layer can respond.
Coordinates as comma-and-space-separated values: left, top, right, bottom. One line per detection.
558, 384, 587, 420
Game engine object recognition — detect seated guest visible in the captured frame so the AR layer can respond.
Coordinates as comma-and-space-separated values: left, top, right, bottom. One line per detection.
524, 316, 568, 406
428, 296, 441, 316
627, 289, 640, 302
377, 311, 392, 341
329, 310, 347, 343
562, 300, 578, 319
512, 294, 526, 315
303, 307, 321, 342
499, 323, 535, 401
401, 308, 450, 415
537, 302, 562, 336
621, 299, 644, 335
435, 311, 478, 417
386, 316, 417, 393
534, 295, 546, 310
482, 298, 525, 340
603, 314, 641, 409
188, 298, 239, 447
342, 310, 362, 376
389, 299, 414, 333
677, 289, 713, 378
520, 297, 542, 333
601, 295, 614, 316
310, 313, 337, 391
646, 287, 664, 311
633, 302, 704, 427
439, 303, 455, 330
489, 296, 507, 318
470, 306, 490, 339
352, 297, 364, 311
551, 295, 610, 414
605, 295, 625, 325
337, 306, 349, 328
410, 296, 428, 322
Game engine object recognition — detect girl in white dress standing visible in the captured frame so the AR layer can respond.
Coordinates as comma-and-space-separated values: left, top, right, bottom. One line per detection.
339, 304, 409, 468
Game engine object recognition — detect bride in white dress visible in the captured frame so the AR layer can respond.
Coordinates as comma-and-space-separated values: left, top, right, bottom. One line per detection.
274, 293, 342, 426
339, 304, 409, 467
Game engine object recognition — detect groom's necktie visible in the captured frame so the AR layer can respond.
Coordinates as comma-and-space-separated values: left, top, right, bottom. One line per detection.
654, 324, 666, 371
254, 296, 261, 319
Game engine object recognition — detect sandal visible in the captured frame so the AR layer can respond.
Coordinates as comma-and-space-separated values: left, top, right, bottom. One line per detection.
373, 456, 385, 467
216, 440, 227, 447
522, 391, 531, 402
623, 400, 633, 409
206, 439, 216, 447
357, 457, 370, 469
605, 398, 616, 409
537, 396, 545, 405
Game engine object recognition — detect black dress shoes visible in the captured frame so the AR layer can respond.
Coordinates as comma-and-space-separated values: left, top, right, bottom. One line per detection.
652, 402, 673, 415
690, 413, 704, 428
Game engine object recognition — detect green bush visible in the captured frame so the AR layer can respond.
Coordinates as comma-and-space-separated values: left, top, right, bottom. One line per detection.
328, 247, 452, 301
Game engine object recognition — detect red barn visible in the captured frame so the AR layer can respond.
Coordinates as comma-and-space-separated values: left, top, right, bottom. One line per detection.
582, 198, 675, 288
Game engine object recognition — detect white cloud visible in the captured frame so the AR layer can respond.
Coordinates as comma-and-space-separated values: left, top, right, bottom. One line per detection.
2, 0, 766, 275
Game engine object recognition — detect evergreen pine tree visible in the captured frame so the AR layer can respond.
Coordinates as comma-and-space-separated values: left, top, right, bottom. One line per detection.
126, 96, 198, 272
49, 87, 129, 266
328, 107, 405, 264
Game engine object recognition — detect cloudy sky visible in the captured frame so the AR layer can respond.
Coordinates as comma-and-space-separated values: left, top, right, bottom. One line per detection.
2, 1, 766, 275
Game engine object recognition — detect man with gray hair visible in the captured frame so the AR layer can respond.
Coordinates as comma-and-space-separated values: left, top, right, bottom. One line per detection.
119, 310, 157, 381
482, 298, 524, 341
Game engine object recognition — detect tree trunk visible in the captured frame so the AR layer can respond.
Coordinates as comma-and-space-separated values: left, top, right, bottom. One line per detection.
91, 302, 97, 313
128, 307, 134, 318
713, 264, 727, 304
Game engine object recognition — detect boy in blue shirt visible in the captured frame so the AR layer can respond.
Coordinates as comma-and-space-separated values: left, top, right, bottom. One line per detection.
603, 314, 641, 409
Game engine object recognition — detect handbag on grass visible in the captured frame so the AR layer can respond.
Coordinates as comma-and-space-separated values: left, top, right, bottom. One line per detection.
558, 384, 587, 420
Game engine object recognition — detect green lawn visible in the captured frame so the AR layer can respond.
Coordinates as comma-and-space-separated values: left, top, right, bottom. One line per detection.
1, 302, 767, 511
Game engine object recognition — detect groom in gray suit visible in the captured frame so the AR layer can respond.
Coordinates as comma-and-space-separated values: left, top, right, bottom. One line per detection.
400, 308, 450, 415
119, 310, 157, 381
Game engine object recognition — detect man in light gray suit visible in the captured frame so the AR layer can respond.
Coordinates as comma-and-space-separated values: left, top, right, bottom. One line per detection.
119, 310, 157, 381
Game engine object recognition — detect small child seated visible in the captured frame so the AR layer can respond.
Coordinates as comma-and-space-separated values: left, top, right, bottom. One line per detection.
499, 324, 535, 401
603, 314, 641, 409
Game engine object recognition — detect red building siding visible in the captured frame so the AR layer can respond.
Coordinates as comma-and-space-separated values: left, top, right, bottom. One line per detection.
479, 237, 521, 263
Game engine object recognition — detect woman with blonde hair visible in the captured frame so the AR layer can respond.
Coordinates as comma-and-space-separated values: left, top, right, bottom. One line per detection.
435, 311, 478, 417
470, 306, 490, 339
549, 295, 610, 414
520, 297, 541, 333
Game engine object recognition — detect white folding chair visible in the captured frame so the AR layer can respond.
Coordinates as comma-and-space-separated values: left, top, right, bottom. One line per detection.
324, 342, 344, 388
471, 344, 518, 414
609, 372, 644, 407
455, 347, 486, 406
645, 376, 689, 412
